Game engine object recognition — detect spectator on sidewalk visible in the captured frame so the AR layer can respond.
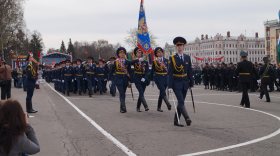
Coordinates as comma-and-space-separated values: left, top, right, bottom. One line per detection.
0, 59, 12, 100
0, 100, 40, 156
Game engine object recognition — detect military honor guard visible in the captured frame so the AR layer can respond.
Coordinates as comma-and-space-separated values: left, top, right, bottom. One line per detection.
108, 57, 117, 97
96, 58, 108, 95
74, 59, 85, 95
110, 47, 131, 113
259, 57, 274, 102
168, 37, 193, 127
151, 47, 171, 112
62, 60, 74, 96
235, 51, 257, 108
85, 57, 96, 97
131, 47, 150, 112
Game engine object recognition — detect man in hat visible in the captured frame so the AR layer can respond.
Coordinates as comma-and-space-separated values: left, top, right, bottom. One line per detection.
151, 47, 171, 112
85, 56, 96, 97
168, 37, 193, 127
131, 47, 150, 112
62, 59, 74, 96
74, 59, 85, 95
96, 58, 108, 95
235, 51, 257, 108
110, 47, 131, 113
259, 57, 274, 102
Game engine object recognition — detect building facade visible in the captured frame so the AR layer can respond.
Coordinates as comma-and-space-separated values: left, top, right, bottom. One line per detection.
185, 32, 266, 65
264, 20, 280, 64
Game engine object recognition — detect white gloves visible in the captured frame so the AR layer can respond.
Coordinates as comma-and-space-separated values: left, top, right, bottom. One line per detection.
141, 78, 145, 82
168, 88, 173, 93
139, 58, 144, 62
276, 79, 279, 82
62, 80, 64, 83
257, 79, 261, 84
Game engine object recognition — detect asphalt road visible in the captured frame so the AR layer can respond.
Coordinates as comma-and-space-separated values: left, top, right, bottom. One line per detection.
12, 82, 280, 156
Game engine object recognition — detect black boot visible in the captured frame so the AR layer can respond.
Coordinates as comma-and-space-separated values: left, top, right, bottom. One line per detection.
120, 101, 127, 113
141, 97, 149, 111
26, 100, 37, 113
79, 90, 82, 95
181, 107, 191, 126
174, 110, 184, 127
136, 98, 141, 112
89, 90, 92, 97
163, 96, 171, 110
157, 96, 163, 112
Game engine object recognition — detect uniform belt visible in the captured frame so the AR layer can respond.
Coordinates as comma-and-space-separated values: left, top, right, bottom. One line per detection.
239, 73, 250, 75
135, 71, 144, 74
86, 72, 95, 75
173, 74, 187, 77
76, 74, 83, 76
97, 74, 105, 76
64, 74, 72, 76
263, 76, 270, 78
155, 72, 167, 75
116, 72, 126, 75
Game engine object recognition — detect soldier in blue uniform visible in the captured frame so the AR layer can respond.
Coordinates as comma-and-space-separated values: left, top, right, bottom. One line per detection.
75, 59, 85, 95
168, 37, 193, 127
202, 63, 210, 89
110, 47, 131, 113
235, 51, 257, 108
85, 57, 96, 97
96, 58, 108, 95
151, 47, 171, 112
62, 60, 74, 96
25, 55, 38, 113
131, 47, 150, 112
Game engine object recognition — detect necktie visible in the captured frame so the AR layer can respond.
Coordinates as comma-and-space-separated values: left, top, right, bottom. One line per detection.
180, 55, 183, 62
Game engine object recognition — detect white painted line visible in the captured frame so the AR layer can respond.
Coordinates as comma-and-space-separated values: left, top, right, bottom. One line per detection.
180, 101, 280, 156
46, 83, 136, 156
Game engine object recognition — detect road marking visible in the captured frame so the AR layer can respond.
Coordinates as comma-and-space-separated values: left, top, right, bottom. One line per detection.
46, 83, 137, 156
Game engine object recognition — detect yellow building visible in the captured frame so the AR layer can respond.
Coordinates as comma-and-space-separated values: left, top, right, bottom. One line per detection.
264, 20, 280, 64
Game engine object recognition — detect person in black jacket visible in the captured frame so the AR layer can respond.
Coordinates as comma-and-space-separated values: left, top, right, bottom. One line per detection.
259, 57, 274, 102
235, 51, 257, 108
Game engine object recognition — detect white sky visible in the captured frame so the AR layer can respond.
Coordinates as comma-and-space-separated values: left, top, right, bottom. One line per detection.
24, 0, 280, 51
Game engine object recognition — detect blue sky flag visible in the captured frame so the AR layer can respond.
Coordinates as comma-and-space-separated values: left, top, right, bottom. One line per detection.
137, 0, 153, 55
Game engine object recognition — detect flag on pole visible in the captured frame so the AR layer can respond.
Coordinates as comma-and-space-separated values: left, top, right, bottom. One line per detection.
137, 0, 152, 55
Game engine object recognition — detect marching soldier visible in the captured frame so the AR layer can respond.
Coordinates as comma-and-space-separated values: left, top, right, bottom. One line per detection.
259, 57, 274, 102
110, 47, 131, 113
96, 58, 108, 95
85, 57, 96, 97
235, 51, 257, 108
61, 60, 73, 96
108, 57, 117, 97
168, 37, 193, 127
75, 59, 85, 95
131, 47, 150, 112
151, 47, 171, 112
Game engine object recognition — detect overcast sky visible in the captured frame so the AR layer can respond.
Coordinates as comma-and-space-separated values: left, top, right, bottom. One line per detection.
24, 0, 280, 51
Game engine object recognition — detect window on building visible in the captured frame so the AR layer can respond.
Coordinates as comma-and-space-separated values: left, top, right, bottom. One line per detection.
219, 51, 221, 55
230, 51, 231, 55
229, 44, 231, 48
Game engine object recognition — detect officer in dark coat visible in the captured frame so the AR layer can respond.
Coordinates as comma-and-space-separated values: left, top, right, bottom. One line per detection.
75, 59, 85, 95
168, 37, 193, 127
25, 55, 38, 113
110, 47, 131, 113
96, 58, 108, 95
202, 63, 210, 89
108, 57, 117, 96
209, 63, 215, 90
151, 47, 171, 112
235, 51, 256, 108
61, 60, 73, 96
259, 57, 274, 102
131, 47, 150, 112
85, 57, 96, 97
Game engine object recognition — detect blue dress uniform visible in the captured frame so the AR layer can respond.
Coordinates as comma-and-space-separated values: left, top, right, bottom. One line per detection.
96, 59, 108, 95
110, 47, 131, 113
151, 47, 171, 112
62, 62, 74, 96
25, 61, 38, 113
131, 48, 150, 112
74, 62, 85, 95
168, 37, 193, 127
108, 57, 117, 97
235, 51, 257, 108
85, 59, 96, 97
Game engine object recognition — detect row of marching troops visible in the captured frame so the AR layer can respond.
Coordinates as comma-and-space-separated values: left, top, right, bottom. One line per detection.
200, 62, 280, 93
43, 36, 194, 127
